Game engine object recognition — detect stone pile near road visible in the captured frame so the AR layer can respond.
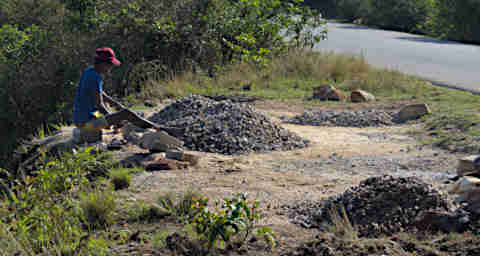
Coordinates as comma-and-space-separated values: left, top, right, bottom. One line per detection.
283, 175, 449, 238
148, 94, 309, 155
283, 109, 394, 128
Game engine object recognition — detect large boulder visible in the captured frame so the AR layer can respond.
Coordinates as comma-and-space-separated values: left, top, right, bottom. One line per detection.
457, 155, 480, 177
350, 89, 375, 103
394, 103, 431, 122
312, 85, 345, 101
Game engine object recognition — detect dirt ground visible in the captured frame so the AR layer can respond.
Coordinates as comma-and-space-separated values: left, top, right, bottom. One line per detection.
112, 100, 471, 255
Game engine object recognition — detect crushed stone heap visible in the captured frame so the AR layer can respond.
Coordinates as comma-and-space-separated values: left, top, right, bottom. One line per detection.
148, 95, 309, 155
283, 109, 394, 127
283, 175, 449, 238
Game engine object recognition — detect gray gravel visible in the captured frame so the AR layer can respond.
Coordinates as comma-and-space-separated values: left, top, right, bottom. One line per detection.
282, 109, 395, 128
282, 175, 450, 237
148, 95, 309, 155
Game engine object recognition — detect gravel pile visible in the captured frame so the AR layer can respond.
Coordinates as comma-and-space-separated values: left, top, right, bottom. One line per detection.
283, 175, 449, 237
148, 95, 308, 155
283, 109, 394, 127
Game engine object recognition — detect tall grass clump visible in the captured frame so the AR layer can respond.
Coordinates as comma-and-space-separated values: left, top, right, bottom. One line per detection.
80, 190, 117, 229
109, 168, 133, 190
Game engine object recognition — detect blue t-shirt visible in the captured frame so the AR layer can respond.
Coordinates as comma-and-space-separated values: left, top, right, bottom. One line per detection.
73, 67, 103, 124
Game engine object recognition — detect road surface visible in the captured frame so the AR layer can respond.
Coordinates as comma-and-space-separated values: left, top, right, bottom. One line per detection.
314, 22, 480, 93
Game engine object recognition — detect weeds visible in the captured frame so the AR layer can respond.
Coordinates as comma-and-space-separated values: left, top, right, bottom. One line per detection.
80, 190, 117, 229
326, 206, 358, 241
157, 190, 205, 223
109, 168, 132, 190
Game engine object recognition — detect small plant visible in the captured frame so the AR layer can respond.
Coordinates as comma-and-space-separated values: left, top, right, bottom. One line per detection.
191, 193, 277, 249
152, 231, 171, 249
109, 168, 132, 190
80, 190, 117, 229
157, 190, 204, 223
326, 205, 358, 241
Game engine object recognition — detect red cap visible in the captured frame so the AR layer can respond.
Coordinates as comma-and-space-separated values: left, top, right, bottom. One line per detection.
95, 47, 121, 66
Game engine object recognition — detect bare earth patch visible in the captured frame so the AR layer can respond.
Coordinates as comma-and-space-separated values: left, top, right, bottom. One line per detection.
119, 100, 469, 255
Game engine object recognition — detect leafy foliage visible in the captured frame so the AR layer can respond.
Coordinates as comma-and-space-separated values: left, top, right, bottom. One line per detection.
0, 147, 113, 254
424, 0, 480, 43
191, 193, 276, 249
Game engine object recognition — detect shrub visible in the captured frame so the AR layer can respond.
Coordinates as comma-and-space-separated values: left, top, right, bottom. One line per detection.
366, 0, 433, 33
336, 0, 371, 22
424, 0, 480, 43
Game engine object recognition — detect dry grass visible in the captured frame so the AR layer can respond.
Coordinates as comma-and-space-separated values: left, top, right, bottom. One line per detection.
326, 206, 358, 241
139, 50, 430, 103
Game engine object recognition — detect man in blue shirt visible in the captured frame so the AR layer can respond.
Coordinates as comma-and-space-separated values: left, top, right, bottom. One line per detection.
73, 47, 163, 143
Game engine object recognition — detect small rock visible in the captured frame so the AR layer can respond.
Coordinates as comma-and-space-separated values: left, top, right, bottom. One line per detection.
350, 89, 375, 103
449, 176, 480, 202
166, 151, 201, 166
144, 158, 189, 171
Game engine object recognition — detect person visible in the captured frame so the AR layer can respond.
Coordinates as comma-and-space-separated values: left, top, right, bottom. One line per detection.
73, 47, 162, 143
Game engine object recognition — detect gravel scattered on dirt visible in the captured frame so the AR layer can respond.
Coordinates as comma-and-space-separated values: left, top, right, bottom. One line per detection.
282, 175, 450, 238
282, 109, 395, 127
148, 95, 308, 155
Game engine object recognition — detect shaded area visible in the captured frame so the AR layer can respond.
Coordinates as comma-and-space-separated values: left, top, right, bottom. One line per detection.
395, 36, 463, 45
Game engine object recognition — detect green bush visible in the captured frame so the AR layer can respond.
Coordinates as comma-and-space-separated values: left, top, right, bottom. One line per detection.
424, 0, 480, 43
336, 0, 371, 22
366, 0, 433, 32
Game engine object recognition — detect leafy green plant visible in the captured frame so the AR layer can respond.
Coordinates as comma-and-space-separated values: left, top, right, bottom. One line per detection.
191, 193, 276, 249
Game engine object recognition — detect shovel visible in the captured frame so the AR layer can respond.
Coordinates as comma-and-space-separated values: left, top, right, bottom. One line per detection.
103, 93, 184, 137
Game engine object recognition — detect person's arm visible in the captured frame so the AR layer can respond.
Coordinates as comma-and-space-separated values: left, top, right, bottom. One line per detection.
93, 74, 111, 116
95, 90, 111, 116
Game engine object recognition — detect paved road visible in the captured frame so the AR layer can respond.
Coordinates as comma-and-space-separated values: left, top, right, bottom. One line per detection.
314, 22, 480, 93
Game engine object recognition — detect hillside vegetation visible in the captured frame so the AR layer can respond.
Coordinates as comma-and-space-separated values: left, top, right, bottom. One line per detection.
0, 0, 325, 168
305, 0, 480, 44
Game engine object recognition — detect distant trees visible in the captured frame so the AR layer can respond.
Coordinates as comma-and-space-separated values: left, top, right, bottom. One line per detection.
306, 0, 480, 44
